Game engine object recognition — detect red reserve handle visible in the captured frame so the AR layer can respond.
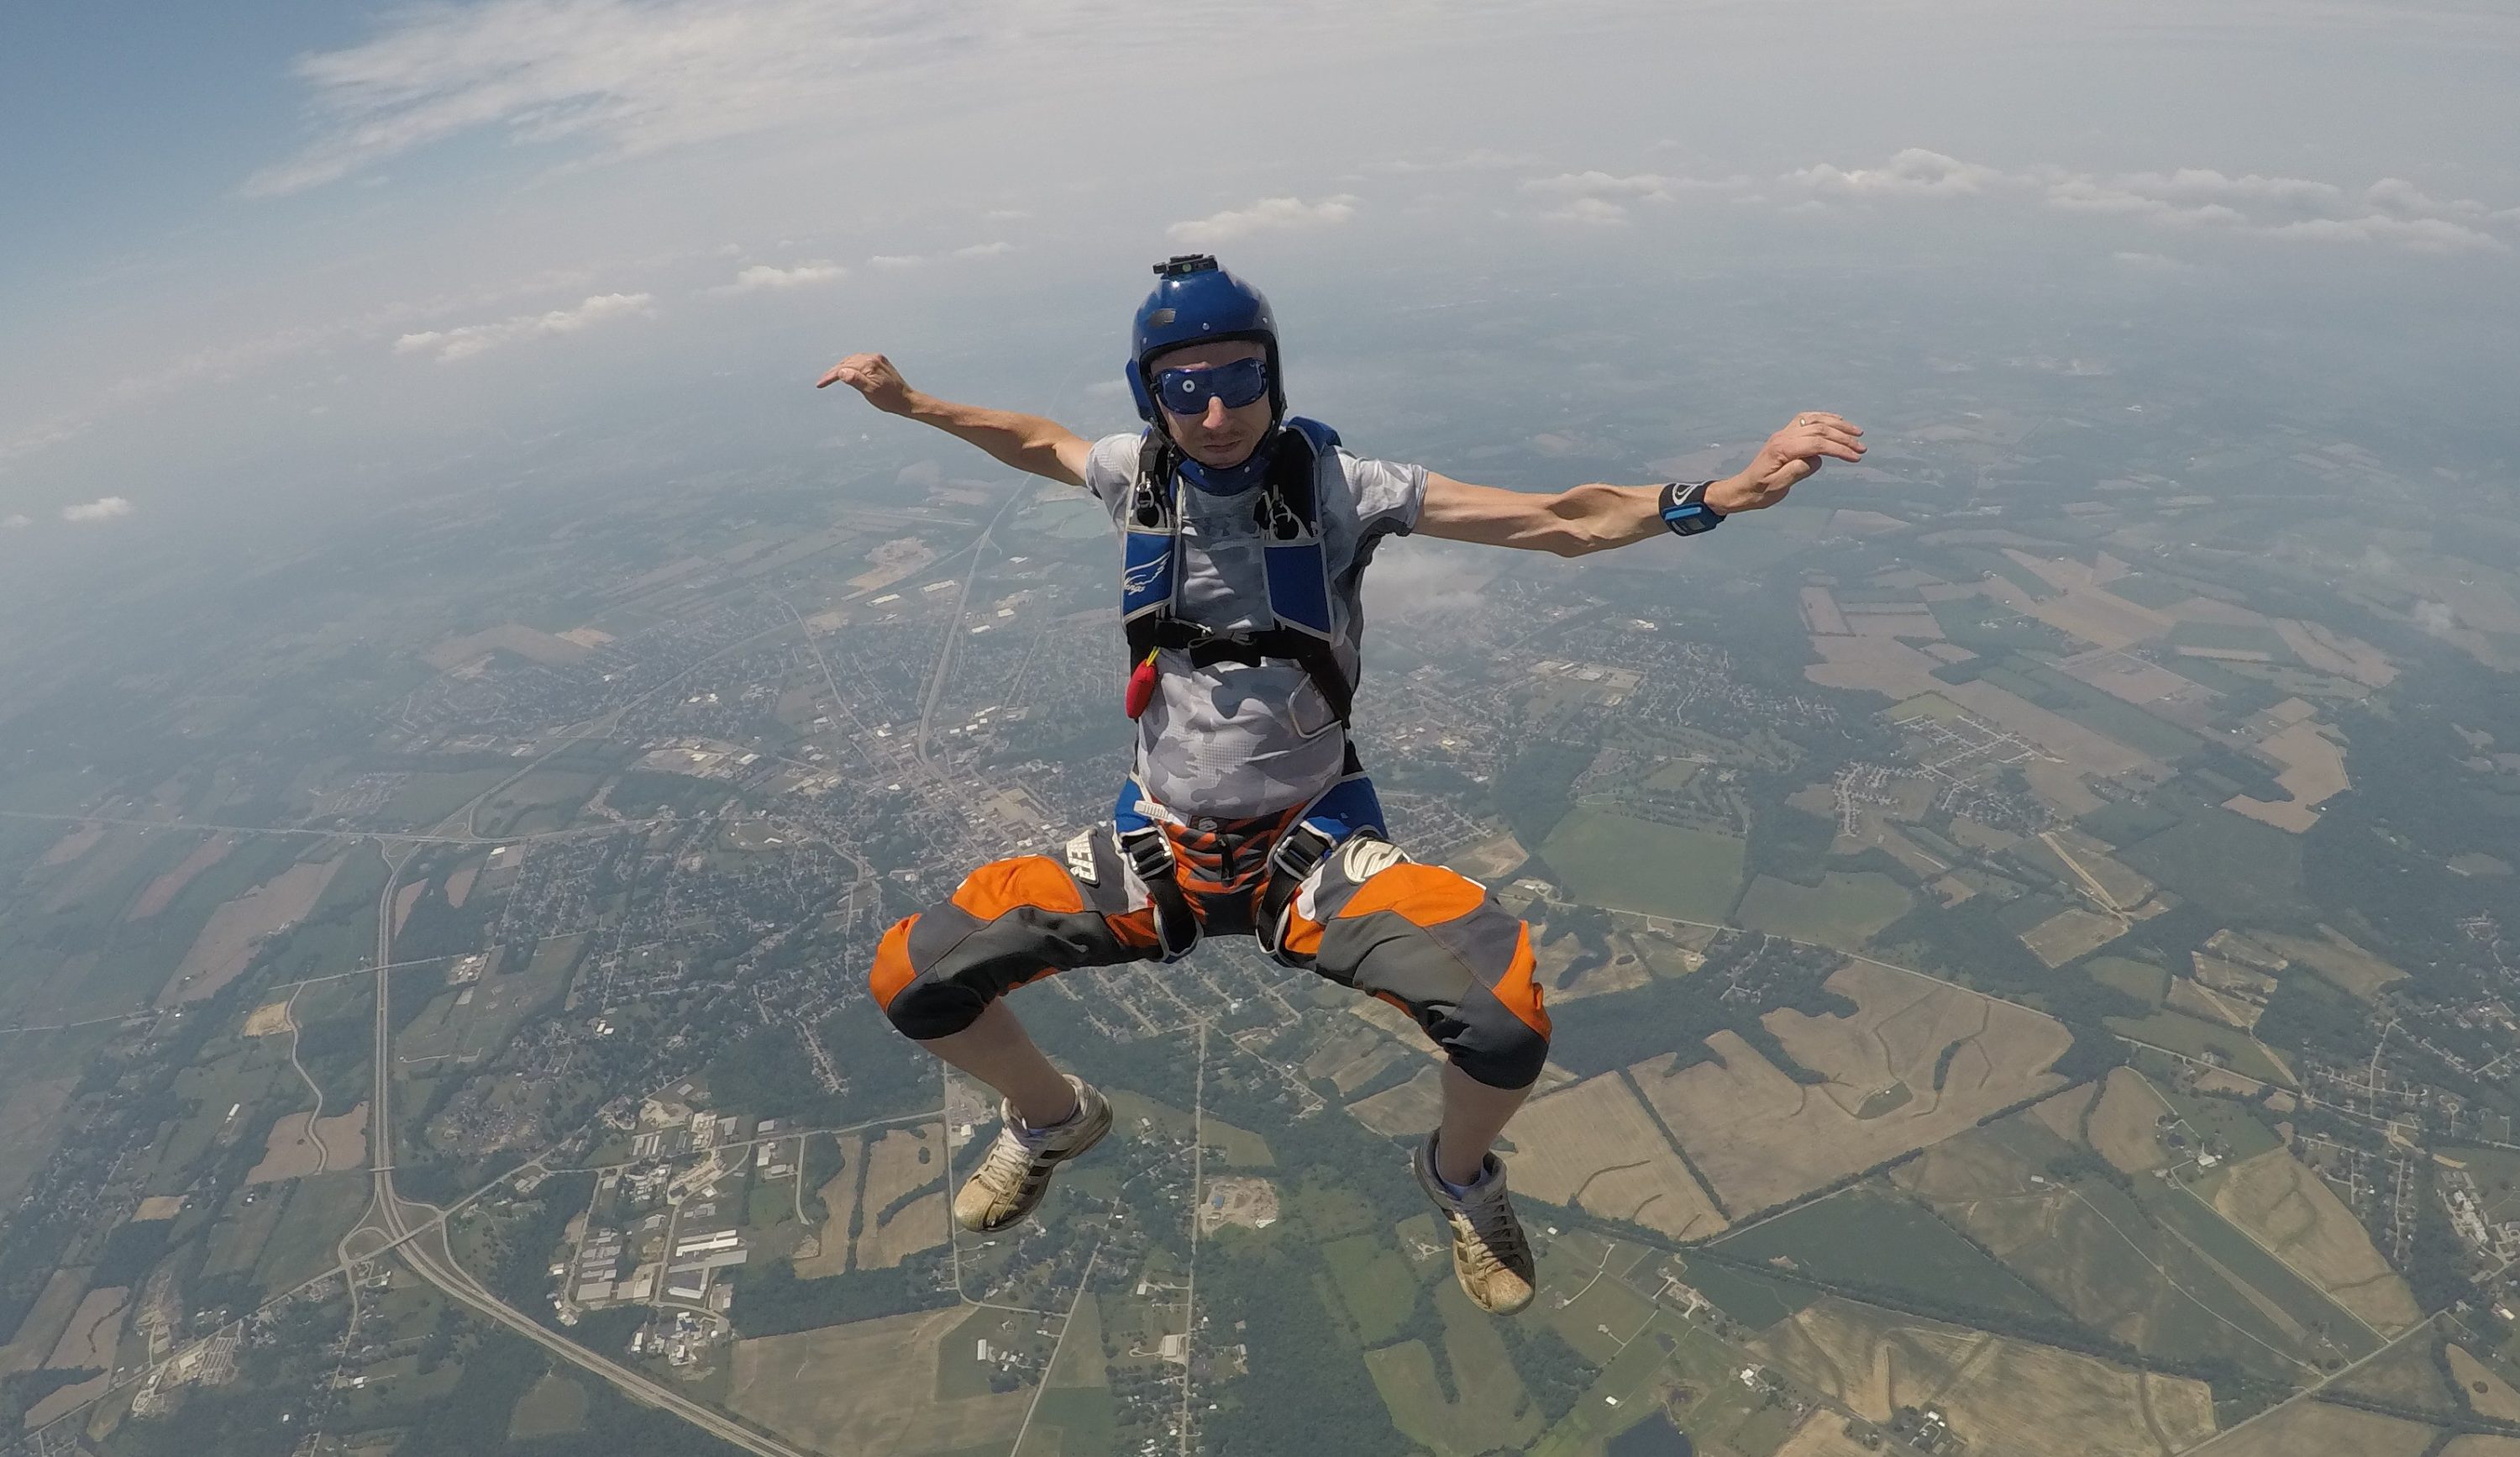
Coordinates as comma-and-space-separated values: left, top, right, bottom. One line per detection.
1124, 650, 1160, 719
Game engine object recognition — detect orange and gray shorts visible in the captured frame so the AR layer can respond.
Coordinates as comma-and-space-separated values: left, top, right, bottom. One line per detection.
869, 810, 1551, 1089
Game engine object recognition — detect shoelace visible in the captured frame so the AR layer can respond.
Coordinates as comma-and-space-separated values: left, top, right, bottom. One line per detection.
1451, 1191, 1529, 1274
981, 1122, 1058, 1184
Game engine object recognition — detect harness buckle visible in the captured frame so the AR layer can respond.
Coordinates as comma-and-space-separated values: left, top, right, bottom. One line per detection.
1117, 824, 1200, 963
1256, 822, 1341, 960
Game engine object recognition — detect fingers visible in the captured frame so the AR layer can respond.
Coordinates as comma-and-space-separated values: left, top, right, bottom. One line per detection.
815, 351, 886, 390
1775, 414, 1866, 466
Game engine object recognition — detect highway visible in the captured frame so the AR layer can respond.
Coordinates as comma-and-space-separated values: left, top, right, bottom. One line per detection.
347, 832, 816, 1457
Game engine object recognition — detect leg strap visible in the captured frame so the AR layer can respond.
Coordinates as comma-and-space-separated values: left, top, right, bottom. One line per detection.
1255, 768, 1388, 958
1117, 828, 1200, 962
1112, 802, 1200, 964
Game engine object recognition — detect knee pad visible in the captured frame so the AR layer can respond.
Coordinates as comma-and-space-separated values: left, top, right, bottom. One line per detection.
870, 913, 985, 1040
1449, 1002, 1551, 1090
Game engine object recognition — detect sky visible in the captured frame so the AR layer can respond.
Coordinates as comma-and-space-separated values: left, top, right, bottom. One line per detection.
3, 0, 2516, 555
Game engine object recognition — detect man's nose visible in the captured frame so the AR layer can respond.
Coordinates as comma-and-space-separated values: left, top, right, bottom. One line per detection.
1202, 395, 1229, 429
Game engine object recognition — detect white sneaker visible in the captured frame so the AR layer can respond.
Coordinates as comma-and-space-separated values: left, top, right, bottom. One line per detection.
1415, 1137, 1536, 1316
952, 1076, 1111, 1233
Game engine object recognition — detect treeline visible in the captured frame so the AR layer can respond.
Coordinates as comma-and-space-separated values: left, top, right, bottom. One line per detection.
2315, 1388, 2520, 1439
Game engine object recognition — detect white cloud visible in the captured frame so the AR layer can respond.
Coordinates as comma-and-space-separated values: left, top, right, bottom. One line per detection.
1, 513, 30, 530
1541, 196, 1631, 227
1378, 149, 1541, 175
2111, 250, 2197, 272
1520, 170, 1731, 203
2364, 178, 2489, 218
393, 292, 654, 362
1166, 195, 1357, 247
61, 496, 134, 523
864, 242, 1012, 271
244, 0, 963, 196
1789, 149, 2013, 198
1780, 149, 2512, 255
1522, 169, 1746, 224
711, 262, 846, 295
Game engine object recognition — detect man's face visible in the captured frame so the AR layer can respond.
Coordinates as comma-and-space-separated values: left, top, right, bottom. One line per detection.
1150, 339, 1272, 469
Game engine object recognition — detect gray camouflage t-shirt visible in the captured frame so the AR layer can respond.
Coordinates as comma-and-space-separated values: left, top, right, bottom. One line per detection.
1082, 432, 1425, 818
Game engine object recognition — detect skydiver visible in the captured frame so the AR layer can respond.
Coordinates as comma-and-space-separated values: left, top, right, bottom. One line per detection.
818, 255, 1862, 1315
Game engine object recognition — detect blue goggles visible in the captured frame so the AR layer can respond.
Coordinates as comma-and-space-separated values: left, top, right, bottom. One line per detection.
1152, 356, 1270, 416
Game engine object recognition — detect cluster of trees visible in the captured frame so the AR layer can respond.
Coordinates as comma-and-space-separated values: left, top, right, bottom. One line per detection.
1199, 1241, 1405, 1457
1498, 1319, 1599, 1425
1546, 934, 1850, 1083
484, 1171, 595, 1320
727, 1252, 946, 1338
2407, 1161, 2477, 1314
1, 1366, 101, 1433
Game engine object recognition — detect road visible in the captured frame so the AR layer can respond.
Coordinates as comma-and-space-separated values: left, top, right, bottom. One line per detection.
0, 807, 643, 847
338, 826, 816, 1457
388, 1202, 815, 1457
915, 480, 1035, 766
281, 982, 333, 1174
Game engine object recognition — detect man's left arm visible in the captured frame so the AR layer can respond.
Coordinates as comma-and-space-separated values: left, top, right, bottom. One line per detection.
1415, 412, 1865, 556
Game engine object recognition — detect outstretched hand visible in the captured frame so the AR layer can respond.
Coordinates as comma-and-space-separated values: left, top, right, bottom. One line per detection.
815, 351, 916, 414
1705, 412, 1865, 514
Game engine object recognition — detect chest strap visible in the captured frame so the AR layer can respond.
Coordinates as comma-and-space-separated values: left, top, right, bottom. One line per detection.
1139, 621, 1356, 724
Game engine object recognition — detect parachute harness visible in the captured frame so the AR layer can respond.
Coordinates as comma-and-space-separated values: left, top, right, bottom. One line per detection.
1110, 767, 1388, 965
1117, 418, 1353, 726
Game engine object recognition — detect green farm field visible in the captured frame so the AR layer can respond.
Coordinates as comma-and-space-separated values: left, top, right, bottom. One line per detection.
1733, 871, 1914, 951
1322, 1233, 1420, 1346
2086, 956, 2171, 1007
254, 1170, 374, 1297
2138, 1180, 2381, 1359
2106, 1009, 2296, 1086
1362, 1281, 1541, 1457
1541, 809, 1744, 923
1677, 1259, 1814, 1333
1709, 1187, 2060, 1318
1896, 1123, 2332, 1381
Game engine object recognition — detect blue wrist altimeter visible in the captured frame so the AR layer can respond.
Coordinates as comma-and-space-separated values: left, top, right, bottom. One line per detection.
1660, 479, 1726, 537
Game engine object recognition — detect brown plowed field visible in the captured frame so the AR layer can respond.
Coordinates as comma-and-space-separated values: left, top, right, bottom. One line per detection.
1640, 962, 2069, 1214
1503, 1074, 1725, 1241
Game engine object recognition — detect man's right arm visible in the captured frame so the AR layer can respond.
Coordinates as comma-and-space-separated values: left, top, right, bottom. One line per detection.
816, 352, 1094, 489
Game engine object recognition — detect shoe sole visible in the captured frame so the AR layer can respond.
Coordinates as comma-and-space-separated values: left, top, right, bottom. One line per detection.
953, 1097, 1113, 1233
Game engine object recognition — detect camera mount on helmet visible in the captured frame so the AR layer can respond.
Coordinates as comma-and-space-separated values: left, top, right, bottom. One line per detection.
1127, 255, 1285, 429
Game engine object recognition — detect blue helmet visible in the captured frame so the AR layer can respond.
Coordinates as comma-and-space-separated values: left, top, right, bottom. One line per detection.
1127, 255, 1285, 426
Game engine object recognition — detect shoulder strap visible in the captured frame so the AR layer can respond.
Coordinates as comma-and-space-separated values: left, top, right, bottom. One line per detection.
1116, 424, 1357, 726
